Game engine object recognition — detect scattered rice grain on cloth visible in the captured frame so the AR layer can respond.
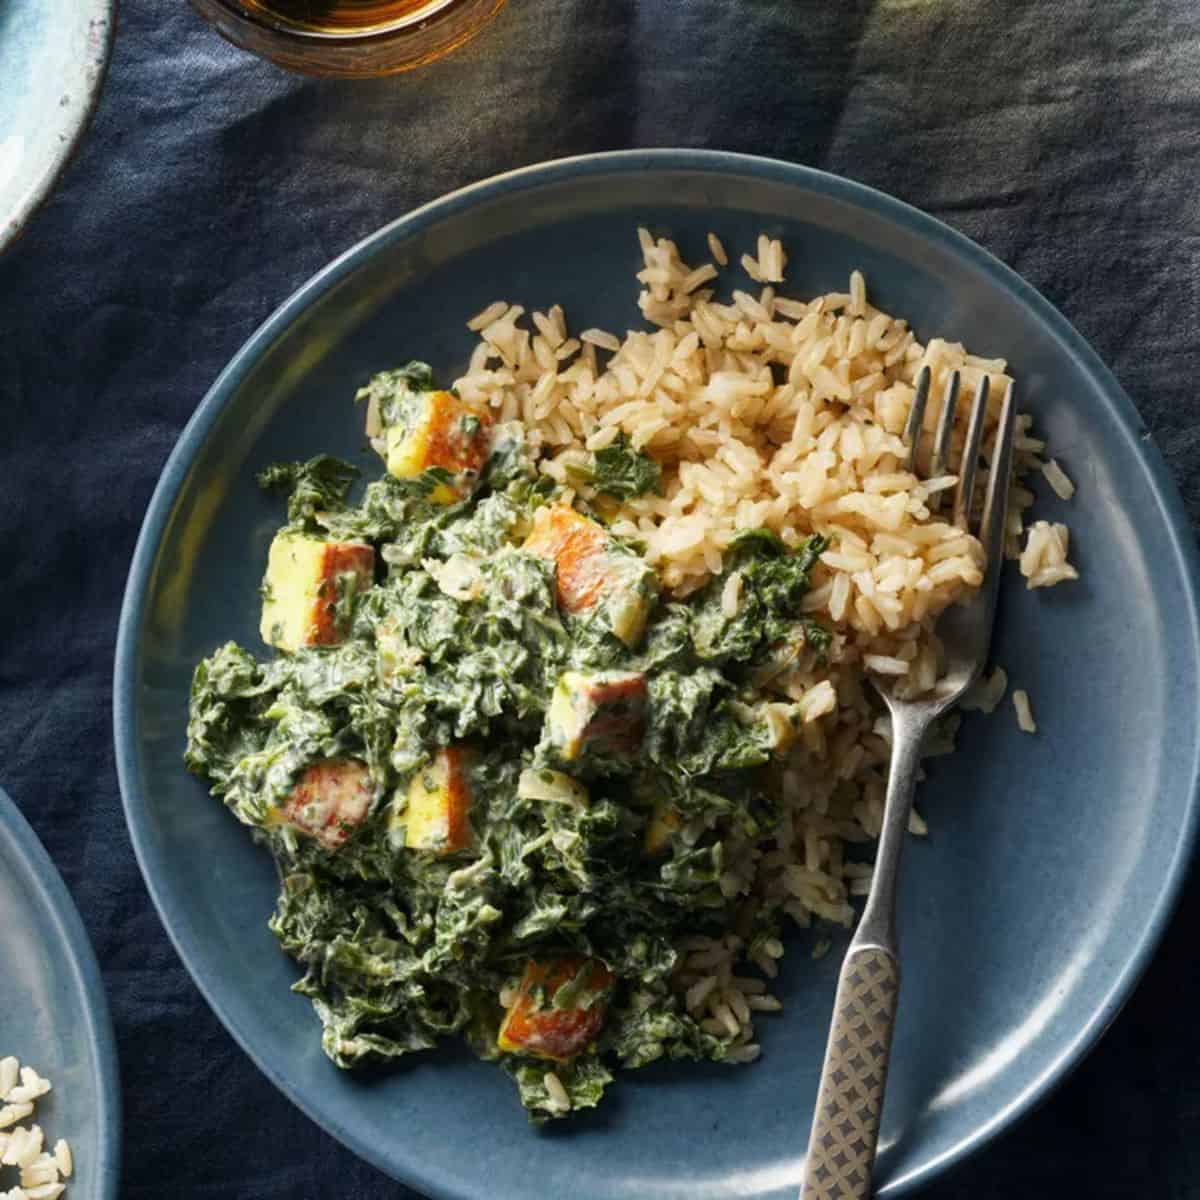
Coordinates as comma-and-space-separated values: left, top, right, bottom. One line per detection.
454, 228, 1078, 1048
1013, 689, 1038, 734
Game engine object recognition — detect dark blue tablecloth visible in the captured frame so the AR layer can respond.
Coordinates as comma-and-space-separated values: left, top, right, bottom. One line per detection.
3, 1, 1199, 1195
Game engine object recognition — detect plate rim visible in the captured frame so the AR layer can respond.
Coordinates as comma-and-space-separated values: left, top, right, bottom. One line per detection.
112, 148, 1200, 1198
0, 0, 118, 254
0, 785, 123, 1200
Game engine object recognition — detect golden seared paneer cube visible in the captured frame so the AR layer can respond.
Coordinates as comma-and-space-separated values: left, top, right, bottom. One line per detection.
522, 505, 656, 648
400, 746, 473, 854
498, 958, 614, 1061
259, 532, 374, 652
384, 388, 492, 504
545, 671, 647, 763
277, 760, 373, 851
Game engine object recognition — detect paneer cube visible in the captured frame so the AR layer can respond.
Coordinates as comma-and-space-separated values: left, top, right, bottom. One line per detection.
384, 389, 492, 504
277, 760, 373, 851
260, 532, 374, 652
498, 958, 614, 1061
401, 746, 473, 854
522, 505, 655, 647
642, 799, 682, 856
523, 505, 609, 609
545, 671, 647, 763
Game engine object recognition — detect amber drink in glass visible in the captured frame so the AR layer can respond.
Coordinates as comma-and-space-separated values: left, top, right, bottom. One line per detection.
191, 0, 507, 77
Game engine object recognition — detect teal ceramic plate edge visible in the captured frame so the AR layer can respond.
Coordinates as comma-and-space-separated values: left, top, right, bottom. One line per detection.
0, 0, 117, 253
0, 786, 122, 1200
113, 150, 1200, 1197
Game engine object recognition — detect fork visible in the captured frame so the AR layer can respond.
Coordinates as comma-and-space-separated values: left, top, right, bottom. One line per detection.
798, 365, 1017, 1200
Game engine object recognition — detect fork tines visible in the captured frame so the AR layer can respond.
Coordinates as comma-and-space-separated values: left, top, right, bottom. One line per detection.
902, 366, 930, 473
953, 375, 989, 529
930, 371, 960, 483
979, 378, 1017, 562
903, 365, 1017, 554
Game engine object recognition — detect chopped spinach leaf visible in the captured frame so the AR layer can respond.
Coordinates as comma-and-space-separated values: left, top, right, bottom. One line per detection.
591, 434, 662, 500
258, 456, 360, 529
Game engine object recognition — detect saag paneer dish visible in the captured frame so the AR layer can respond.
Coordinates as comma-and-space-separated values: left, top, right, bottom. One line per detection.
186, 362, 833, 1120
178, 223, 1081, 1137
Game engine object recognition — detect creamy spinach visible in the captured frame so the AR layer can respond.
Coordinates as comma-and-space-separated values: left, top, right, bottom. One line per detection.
185, 370, 828, 1121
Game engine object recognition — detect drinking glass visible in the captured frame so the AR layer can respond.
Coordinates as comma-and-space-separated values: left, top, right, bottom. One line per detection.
190, 0, 508, 77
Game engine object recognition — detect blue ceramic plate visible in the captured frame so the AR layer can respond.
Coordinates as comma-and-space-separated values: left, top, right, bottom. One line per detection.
0, 0, 115, 252
0, 787, 121, 1199
114, 152, 1200, 1199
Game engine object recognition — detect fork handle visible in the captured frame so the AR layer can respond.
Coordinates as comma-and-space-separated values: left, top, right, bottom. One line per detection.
800, 704, 928, 1199
799, 946, 900, 1200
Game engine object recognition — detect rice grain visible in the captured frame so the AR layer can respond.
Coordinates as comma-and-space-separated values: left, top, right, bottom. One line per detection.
543, 1072, 571, 1113
1042, 458, 1076, 500
707, 232, 729, 266
0, 1060, 71, 1199
1013, 689, 1037, 733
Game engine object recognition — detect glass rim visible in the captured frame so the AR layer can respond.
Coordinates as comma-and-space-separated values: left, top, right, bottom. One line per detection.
213, 0, 464, 41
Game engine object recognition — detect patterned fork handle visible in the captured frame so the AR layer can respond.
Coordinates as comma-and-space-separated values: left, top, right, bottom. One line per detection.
799, 947, 900, 1200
